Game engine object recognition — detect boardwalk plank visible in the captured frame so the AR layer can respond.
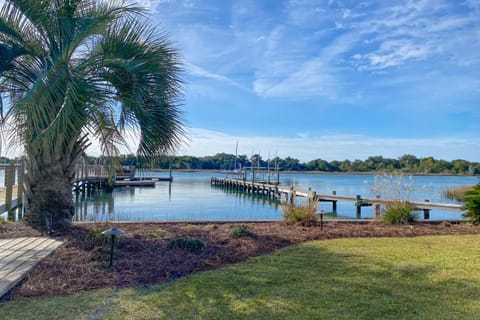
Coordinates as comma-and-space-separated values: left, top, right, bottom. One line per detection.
0, 238, 50, 269
0, 237, 63, 298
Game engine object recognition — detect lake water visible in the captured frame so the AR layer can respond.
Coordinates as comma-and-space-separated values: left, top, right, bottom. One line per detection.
73, 172, 478, 222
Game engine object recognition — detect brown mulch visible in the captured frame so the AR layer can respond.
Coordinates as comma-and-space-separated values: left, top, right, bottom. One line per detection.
1, 220, 479, 299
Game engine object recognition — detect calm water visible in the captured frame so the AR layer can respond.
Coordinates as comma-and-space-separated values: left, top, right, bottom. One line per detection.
73, 172, 479, 222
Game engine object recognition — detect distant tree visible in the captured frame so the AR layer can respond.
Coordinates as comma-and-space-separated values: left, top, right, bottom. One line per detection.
399, 154, 420, 172
350, 159, 367, 172
306, 158, 331, 171
249, 154, 266, 168
329, 160, 341, 172
339, 159, 352, 172
452, 159, 470, 175
283, 157, 304, 171
420, 156, 437, 174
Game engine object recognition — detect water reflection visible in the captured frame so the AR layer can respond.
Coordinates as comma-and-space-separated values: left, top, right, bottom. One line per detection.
72, 172, 475, 222
74, 191, 115, 221
74, 175, 283, 222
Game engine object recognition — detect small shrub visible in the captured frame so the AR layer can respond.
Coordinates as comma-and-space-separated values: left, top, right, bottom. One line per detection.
168, 237, 204, 254
92, 245, 112, 262
282, 200, 317, 226
85, 229, 123, 250
463, 184, 480, 225
382, 201, 416, 224
85, 230, 109, 248
231, 224, 256, 238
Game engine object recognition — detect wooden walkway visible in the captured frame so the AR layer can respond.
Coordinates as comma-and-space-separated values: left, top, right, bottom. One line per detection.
211, 177, 464, 219
0, 237, 63, 298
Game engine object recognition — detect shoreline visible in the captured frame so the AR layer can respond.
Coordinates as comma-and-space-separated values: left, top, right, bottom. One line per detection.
149, 168, 479, 177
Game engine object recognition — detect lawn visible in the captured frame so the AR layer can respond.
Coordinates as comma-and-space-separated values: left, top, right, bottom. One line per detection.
1, 235, 479, 319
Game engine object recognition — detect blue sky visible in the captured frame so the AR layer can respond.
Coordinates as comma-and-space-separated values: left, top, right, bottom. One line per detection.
133, 1, 478, 161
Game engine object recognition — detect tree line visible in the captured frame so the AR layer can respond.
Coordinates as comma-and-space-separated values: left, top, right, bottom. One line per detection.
108, 153, 480, 175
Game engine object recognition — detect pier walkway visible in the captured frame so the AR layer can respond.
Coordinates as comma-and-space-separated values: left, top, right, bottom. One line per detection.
211, 177, 464, 219
0, 237, 63, 298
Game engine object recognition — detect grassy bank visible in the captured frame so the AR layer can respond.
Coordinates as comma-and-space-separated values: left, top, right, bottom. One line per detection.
1, 235, 479, 319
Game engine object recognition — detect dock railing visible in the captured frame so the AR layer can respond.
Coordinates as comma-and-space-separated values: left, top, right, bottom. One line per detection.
211, 177, 465, 220
75, 164, 111, 180
0, 163, 24, 215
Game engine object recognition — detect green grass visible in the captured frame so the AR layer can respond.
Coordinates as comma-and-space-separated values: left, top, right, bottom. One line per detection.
2, 235, 480, 319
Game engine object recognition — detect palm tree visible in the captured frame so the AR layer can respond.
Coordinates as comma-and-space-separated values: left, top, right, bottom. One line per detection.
0, 0, 184, 229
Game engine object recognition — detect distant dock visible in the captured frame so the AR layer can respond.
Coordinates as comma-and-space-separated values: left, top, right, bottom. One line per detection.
74, 165, 172, 193
211, 177, 464, 220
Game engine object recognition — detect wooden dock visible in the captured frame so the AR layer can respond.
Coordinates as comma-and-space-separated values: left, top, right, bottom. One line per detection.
0, 237, 63, 298
73, 165, 172, 193
211, 177, 464, 219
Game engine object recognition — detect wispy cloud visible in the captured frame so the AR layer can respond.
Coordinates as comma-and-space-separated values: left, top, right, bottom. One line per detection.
127, 0, 164, 11
186, 63, 246, 90
347, 1, 479, 71
254, 57, 339, 99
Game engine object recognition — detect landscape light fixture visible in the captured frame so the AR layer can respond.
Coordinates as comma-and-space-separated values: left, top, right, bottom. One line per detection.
102, 227, 125, 267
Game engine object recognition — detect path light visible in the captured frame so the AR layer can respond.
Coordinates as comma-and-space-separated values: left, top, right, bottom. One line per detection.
102, 227, 125, 267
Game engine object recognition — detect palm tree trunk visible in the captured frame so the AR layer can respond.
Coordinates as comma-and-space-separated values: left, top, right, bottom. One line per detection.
23, 151, 77, 230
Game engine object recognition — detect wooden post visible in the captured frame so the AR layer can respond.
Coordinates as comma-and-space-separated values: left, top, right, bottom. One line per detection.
332, 191, 337, 213
355, 195, 362, 218
5, 164, 15, 213
423, 199, 430, 220
16, 164, 24, 206
356, 204, 361, 218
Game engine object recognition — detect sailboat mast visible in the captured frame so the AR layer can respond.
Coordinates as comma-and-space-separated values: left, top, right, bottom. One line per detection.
234, 140, 238, 170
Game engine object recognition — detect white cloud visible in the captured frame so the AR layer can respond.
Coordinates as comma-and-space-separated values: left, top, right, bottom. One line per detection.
356, 40, 434, 70
347, 1, 480, 71
186, 63, 246, 90
126, 0, 164, 11
254, 57, 338, 99
253, 29, 356, 100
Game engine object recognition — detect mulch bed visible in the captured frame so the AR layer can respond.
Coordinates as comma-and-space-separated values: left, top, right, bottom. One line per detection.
1, 220, 479, 299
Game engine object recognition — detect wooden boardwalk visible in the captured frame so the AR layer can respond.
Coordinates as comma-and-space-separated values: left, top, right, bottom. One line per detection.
0, 237, 63, 298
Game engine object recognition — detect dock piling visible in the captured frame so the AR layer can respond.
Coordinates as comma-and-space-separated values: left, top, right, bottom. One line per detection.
423, 199, 431, 219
